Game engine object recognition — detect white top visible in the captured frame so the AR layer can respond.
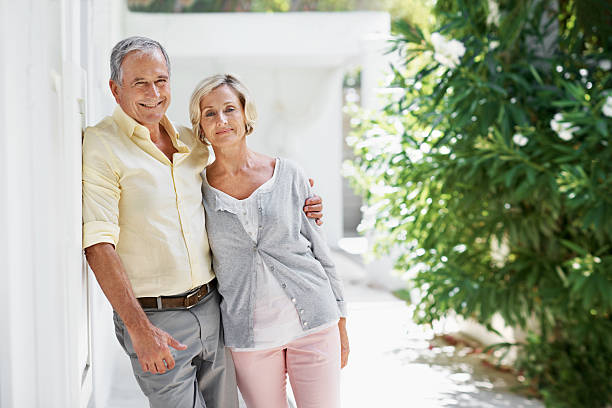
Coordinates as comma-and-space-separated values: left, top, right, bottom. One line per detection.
207, 159, 336, 350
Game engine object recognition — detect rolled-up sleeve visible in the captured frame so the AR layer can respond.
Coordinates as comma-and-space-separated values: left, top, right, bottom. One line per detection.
82, 129, 121, 249
296, 168, 348, 317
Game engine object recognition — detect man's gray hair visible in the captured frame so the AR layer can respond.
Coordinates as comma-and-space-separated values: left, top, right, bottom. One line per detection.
110, 36, 171, 84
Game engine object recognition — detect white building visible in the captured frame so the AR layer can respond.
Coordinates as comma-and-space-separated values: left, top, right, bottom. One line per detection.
0, 1, 389, 407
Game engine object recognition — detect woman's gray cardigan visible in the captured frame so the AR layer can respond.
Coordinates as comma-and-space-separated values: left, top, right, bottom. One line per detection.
201, 158, 347, 349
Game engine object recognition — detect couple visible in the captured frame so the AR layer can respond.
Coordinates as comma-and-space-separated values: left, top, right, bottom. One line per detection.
82, 36, 349, 408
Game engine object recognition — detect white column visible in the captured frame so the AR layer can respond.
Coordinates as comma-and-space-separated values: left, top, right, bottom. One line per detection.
360, 33, 393, 110
0, 0, 42, 406
0, 0, 124, 406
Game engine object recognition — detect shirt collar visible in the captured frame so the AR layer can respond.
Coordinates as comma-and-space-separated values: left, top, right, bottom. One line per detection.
112, 105, 181, 143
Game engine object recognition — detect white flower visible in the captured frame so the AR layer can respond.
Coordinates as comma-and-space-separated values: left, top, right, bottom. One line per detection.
550, 113, 579, 141
487, 0, 501, 26
453, 244, 467, 253
599, 60, 612, 71
557, 131, 574, 141
489, 40, 500, 50
431, 32, 466, 69
512, 133, 529, 146
550, 113, 563, 133
602, 95, 612, 118
406, 147, 424, 162
341, 161, 357, 178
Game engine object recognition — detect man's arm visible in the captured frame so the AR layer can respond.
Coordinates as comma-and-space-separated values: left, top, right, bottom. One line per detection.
85, 243, 186, 374
304, 178, 323, 225
82, 131, 186, 374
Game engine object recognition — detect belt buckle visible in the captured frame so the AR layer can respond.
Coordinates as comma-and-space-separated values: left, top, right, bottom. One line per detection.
184, 287, 201, 309
156, 296, 163, 310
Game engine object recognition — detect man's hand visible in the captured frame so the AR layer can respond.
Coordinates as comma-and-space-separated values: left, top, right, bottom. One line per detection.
84, 243, 187, 375
129, 325, 187, 374
338, 317, 349, 368
305, 178, 323, 226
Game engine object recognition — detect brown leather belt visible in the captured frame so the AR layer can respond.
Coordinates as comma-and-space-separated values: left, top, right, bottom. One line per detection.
137, 279, 217, 310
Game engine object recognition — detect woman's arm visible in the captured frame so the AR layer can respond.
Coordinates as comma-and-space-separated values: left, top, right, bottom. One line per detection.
338, 317, 349, 368
296, 168, 349, 368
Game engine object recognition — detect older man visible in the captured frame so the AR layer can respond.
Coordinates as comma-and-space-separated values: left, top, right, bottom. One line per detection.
82, 36, 323, 408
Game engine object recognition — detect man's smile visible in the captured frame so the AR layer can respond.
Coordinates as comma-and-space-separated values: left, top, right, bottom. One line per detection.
139, 100, 164, 108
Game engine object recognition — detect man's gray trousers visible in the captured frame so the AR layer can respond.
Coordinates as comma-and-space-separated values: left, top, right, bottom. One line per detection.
113, 289, 239, 408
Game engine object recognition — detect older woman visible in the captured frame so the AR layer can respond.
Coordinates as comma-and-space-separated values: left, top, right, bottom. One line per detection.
189, 74, 349, 408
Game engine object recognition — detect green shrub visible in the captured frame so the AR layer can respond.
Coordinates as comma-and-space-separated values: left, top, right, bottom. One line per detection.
345, 0, 612, 406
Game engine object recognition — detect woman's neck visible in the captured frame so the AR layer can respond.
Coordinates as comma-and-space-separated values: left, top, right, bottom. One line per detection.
209, 141, 256, 177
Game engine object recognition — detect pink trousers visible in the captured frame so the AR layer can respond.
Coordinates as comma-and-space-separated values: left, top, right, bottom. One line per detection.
230, 325, 341, 408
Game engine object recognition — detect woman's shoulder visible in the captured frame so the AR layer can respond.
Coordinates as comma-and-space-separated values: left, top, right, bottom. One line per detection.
200, 168, 216, 202
276, 158, 311, 195
277, 157, 306, 178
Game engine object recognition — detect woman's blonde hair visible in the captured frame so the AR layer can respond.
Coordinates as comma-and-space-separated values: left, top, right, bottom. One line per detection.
189, 74, 257, 144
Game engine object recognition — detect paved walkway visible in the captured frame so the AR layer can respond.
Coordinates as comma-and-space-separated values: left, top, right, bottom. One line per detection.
108, 251, 543, 408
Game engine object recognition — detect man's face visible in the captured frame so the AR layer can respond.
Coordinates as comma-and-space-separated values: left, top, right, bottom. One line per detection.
110, 49, 171, 128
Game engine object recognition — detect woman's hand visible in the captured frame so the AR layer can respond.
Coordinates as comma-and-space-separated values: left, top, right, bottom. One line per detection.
338, 317, 349, 368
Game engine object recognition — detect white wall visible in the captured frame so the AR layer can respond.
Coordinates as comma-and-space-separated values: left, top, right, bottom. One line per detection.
0, 1, 122, 407
1, 0, 75, 405
0, 1, 39, 405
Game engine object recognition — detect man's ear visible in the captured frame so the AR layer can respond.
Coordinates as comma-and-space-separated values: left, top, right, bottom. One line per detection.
109, 79, 121, 104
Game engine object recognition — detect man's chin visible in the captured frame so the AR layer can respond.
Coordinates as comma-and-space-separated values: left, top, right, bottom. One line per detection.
136, 110, 166, 126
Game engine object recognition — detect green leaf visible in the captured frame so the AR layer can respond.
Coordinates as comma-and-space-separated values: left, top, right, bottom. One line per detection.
595, 120, 608, 137
485, 83, 509, 96
529, 64, 544, 85
560, 239, 588, 256
504, 165, 521, 187
552, 100, 582, 108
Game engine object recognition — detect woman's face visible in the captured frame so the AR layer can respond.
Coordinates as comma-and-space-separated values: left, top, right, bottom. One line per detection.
199, 84, 246, 147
